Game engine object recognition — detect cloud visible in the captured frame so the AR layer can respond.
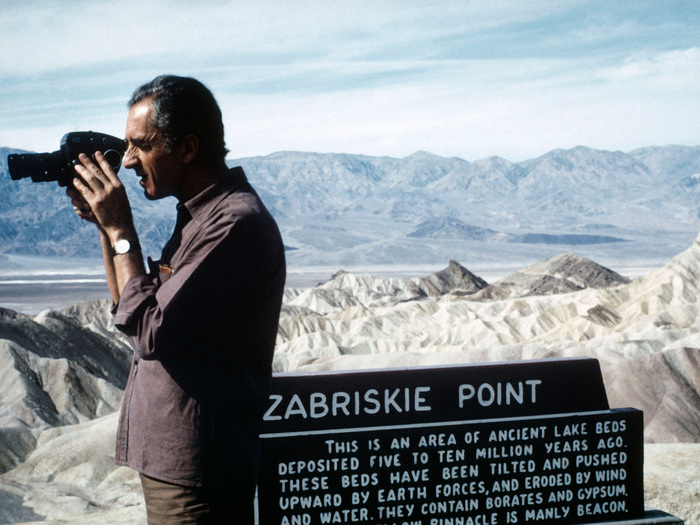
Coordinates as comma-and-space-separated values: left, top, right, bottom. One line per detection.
0, 0, 591, 76
596, 47, 700, 83
0, 1, 697, 160
219, 44, 699, 161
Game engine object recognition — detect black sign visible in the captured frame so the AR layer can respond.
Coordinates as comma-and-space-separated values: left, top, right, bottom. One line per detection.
262, 358, 609, 434
257, 359, 643, 525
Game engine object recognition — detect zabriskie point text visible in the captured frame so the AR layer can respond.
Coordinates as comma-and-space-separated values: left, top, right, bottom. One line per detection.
264, 380, 543, 421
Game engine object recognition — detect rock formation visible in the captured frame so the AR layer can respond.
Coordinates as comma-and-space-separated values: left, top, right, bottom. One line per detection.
2, 235, 700, 522
0, 304, 131, 473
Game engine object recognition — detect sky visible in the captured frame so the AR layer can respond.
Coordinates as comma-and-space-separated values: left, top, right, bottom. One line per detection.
0, 0, 698, 162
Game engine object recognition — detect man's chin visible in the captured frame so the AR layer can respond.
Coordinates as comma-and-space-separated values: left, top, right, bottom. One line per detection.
140, 182, 157, 200
143, 187, 168, 201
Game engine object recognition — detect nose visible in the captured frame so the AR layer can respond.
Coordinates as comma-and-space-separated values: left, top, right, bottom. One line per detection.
123, 144, 138, 169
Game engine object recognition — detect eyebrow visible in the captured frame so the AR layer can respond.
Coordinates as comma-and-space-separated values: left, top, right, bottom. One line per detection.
128, 137, 151, 148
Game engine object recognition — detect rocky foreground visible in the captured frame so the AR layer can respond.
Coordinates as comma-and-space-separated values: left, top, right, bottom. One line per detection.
2, 233, 700, 522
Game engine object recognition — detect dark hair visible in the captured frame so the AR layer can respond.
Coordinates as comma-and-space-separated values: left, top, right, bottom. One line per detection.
129, 75, 228, 166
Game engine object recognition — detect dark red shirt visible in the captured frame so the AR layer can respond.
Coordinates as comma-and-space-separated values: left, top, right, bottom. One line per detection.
113, 167, 285, 488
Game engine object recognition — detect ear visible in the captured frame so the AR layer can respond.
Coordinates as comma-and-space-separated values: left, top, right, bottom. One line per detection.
180, 134, 199, 164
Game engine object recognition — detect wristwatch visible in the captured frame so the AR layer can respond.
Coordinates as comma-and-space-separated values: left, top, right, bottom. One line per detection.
112, 239, 140, 256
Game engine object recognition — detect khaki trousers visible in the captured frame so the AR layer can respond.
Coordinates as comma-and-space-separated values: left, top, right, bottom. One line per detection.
140, 474, 255, 525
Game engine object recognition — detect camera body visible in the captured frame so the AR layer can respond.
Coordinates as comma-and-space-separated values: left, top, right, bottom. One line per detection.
8, 131, 127, 187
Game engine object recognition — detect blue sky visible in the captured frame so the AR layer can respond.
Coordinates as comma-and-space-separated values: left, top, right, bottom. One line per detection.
1, 0, 698, 161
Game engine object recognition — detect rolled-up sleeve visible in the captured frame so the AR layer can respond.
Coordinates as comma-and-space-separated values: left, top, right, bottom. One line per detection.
113, 274, 159, 331
112, 203, 285, 363
113, 233, 232, 361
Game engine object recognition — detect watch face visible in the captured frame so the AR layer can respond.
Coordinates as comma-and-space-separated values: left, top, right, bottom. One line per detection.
114, 239, 131, 254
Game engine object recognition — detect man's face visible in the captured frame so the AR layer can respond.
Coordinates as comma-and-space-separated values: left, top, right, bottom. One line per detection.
123, 100, 184, 200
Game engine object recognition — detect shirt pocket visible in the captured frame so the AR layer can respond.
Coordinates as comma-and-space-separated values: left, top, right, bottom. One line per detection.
148, 256, 175, 286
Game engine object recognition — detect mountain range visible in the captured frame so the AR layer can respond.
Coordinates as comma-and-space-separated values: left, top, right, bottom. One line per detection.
1, 144, 700, 270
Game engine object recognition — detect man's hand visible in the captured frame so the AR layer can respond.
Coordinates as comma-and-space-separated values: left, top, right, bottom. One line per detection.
69, 151, 145, 302
71, 152, 137, 243
66, 185, 99, 225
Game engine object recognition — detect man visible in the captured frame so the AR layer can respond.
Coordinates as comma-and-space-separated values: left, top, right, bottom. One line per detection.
68, 75, 286, 524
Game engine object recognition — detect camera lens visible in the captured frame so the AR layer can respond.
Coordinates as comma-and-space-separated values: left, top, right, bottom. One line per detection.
7, 154, 25, 180
8, 151, 64, 182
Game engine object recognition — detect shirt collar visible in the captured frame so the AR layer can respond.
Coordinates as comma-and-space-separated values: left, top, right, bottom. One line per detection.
180, 166, 248, 225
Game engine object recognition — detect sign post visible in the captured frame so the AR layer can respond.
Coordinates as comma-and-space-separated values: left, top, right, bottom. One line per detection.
257, 358, 653, 524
